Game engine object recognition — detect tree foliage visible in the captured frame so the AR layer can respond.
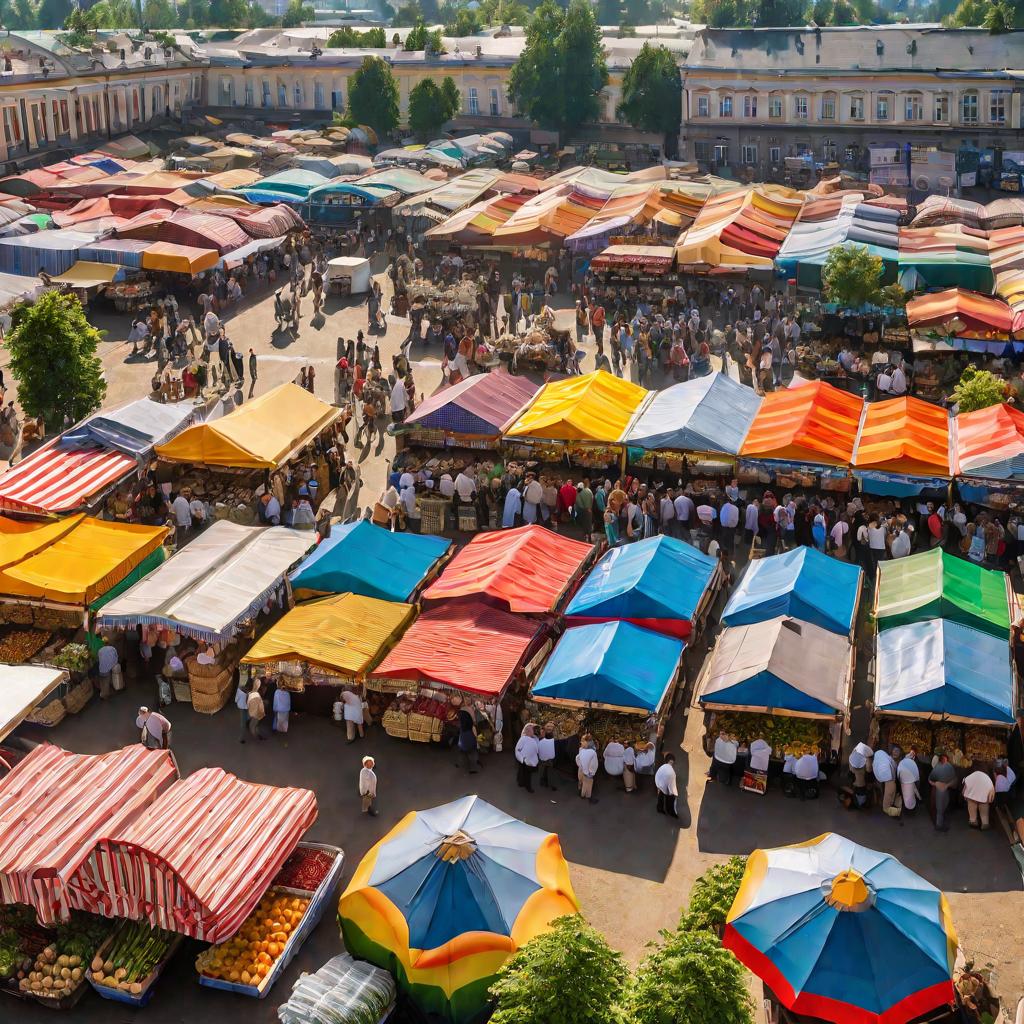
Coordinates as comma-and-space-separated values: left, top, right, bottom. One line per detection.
7, 291, 106, 432
489, 916, 629, 1024
822, 244, 885, 308
690, 0, 751, 26
441, 0, 482, 31
403, 17, 444, 49
281, 0, 314, 25
408, 75, 460, 137
616, 42, 681, 138
327, 25, 387, 45
391, 0, 423, 24
143, 0, 178, 28
953, 367, 1006, 413
509, 0, 608, 138
680, 857, 748, 934
477, 0, 530, 25
440, 74, 461, 117
347, 55, 400, 133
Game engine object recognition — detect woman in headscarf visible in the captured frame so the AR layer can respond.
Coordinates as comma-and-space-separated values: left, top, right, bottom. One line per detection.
514, 723, 539, 793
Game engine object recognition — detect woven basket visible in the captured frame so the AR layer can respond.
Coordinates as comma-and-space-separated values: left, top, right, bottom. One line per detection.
418, 499, 447, 536
457, 509, 478, 532
189, 667, 233, 696
382, 708, 409, 738
407, 726, 434, 743
186, 654, 232, 680
26, 698, 66, 727
62, 678, 94, 715
191, 672, 234, 714
172, 679, 192, 703
408, 711, 439, 734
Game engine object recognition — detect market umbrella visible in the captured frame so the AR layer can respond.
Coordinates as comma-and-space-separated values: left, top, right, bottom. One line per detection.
725, 833, 958, 1024
338, 795, 578, 1024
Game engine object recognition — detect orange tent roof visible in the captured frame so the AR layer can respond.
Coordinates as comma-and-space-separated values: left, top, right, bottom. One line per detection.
905, 287, 1013, 335
741, 381, 863, 467
853, 396, 951, 476
421, 525, 594, 614
955, 402, 1024, 477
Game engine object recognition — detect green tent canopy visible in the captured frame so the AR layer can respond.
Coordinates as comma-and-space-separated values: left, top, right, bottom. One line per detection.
875, 548, 1011, 639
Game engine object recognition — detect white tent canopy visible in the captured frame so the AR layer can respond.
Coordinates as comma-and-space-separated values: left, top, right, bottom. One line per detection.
96, 521, 313, 640
0, 665, 68, 741
327, 256, 372, 294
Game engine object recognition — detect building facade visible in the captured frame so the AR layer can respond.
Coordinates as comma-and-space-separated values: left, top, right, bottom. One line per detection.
681, 26, 1024, 181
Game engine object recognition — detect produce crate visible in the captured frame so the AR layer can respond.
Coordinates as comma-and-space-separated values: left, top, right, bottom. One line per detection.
86, 931, 183, 1008
172, 679, 192, 703
198, 842, 344, 999
27, 977, 91, 1011
382, 708, 409, 738
418, 500, 447, 536
25, 698, 66, 728
407, 725, 434, 743
457, 508, 478, 532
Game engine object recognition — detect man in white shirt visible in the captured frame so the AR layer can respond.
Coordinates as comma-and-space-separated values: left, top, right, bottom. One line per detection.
848, 741, 872, 788
897, 749, 920, 812
622, 744, 637, 793
454, 467, 476, 506
537, 724, 557, 791
603, 740, 625, 781
795, 752, 820, 798
634, 741, 656, 779
522, 474, 543, 525
136, 706, 171, 750
890, 363, 907, 396
867, 518, 888, 574
515, 723, 540, 793
719, 499, 739, 554
575, 733, 598, 803
711, 730, 738, 785
390, 377, 408, 423
749, 738, 771, 773
744, 499, 760, 544
259, 492, 281, 526
876, 367, 893, 396
673, 491, 694, 539
872, 746, 897, 815
659, 488, 676, 536
171, 489, 192, 548
890, 525, 912, 559
829, 516, 849, 557
359, 755, 378, 816
655, 754, 678, 818
962, 769, 995, 829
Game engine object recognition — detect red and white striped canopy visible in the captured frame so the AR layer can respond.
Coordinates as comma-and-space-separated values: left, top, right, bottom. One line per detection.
0, 442, 137, 514
0, 744, 178, 924
68, 767, 317, 942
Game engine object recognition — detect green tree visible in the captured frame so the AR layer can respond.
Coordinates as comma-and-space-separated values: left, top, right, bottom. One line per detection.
445, 5, 483, 33
680, 857, 748, 933
89, 0, 137, 27
60, 4, 98, 44
142, 0, 177, 28
6, 291, 106, 434
327, 25, 387, 45
408, 77, 456, 137
509, 0, 608, 139
946, 0, 986, 22
953, 367, 1006, 413
347, 55, 400, 133
37, 0, 71, 29
281, 0, 314, 24
440, 74, 461, 118
477, 0, 530, 25
822, 244, 884, 308
210, 0, 249, 25
983, 0, 1011, 30
825, 0, 859, 21
3, 0, 38, 29
404, 18, 444, 49
489, 916, 629, 1024
391, 0, 423, 23
690, 0, 750, 26
616, 42, 681, 148
879, 283, 907, 310
756, 0, 807, 24
176, 0, 211, 27
628, 929, 753, 1024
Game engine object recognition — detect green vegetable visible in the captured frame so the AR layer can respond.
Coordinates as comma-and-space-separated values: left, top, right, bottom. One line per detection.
101, 920, 175, 984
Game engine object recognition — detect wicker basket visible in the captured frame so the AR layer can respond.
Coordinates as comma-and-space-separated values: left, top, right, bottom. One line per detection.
382, 708, 409, 738
189, 666, 233, 697
26, 698, 66, 727
172, 679, 192, 703
419, 500, 447, 536
408, 711, 438, 734
62, 678, 94, 715
407, 726, 434, 743
457, 508, 478, 532
191, 673, 234, 714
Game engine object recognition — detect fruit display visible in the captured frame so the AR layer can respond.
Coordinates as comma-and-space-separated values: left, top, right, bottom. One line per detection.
18, 913, 108, 1001
933, 725, 963, 756
195, 890, 310, 988
89, 920, 178, 995
0, 905, 52, 994
712, 712, 826, 758
0, 628, 50, 663
275, 848, 334, 892
885, 720, 933, 758
582, 708, 652, 751
964, 727, 1006, 764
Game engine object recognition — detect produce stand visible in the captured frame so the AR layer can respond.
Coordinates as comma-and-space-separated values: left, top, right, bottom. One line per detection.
22, 913, 112, 1010
87, 922, 182, 1008
0, 664, 70, 742
197, 841, 344, 998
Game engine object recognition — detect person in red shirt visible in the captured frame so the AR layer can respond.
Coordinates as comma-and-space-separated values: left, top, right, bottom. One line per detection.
591, 304, 606, 347
557, 478, 577, 529
927, 506, 944, 548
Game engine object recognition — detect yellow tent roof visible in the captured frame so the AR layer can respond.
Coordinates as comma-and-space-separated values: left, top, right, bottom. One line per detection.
51, 261, 119, 288
505, 370, 648, 443
155, 383, 341, 469
241, 593, 414, 676
0, 514, 167, 605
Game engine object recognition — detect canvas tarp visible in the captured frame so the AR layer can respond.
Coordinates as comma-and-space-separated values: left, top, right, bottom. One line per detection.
50, 261, 121, 288
370, 601, 545, 697
955, 403, 1024, 479
696, 617, 852, 718
875, 618, 1014, 726
0, 514, 167, 606
407, 373, 540, 437
505, 370, 648, 443
155, 383, 340, 469
241, 593, 413, 677
531, 620, 684, 715
565, 535, 718, 639
290, 520, 450, 603
96, 521, 312, 640
624, 373, 762, 455
62, 398, 196, 458
0, 665, 68, 741
422, 525, 593, 614
905, 287, 1013, 335
723, 547, 862, 637
875, 548, 1011, 639
853, 396, 951, 477
741, 381, 864, 468
141, 241, 219, 275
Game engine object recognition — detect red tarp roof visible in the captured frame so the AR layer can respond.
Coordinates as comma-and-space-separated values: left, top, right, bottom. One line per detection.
68, 767, 317, 942
955, 402, 1024, 476
405, 372, 539, 434
160, 210, 251, 254
0, 744, 178, 924
905, 287, 1013, 335
422, 524, 593, 614
371, 601, 545, 696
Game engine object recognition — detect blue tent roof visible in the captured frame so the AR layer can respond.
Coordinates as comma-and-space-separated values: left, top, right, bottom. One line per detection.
565, 535, 716, 625
722, 547, 862, 636
624, 373, 762, 455
875, 618, 1015, 725
289, 520, 451, 602
531, 621, 684, 713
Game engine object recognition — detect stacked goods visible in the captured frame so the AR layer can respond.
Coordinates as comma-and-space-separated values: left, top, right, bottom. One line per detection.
583, 708, 653, 751
713, 712, 826, 758
62, 678, 94, 715
381, 704, 409, 739
0, 628, 51, 662
407, 695, 450, 742
195, 891, 311, 988
0, 906, 52, 996
89, 921, 178, 997
278, 954, 396, 1024
275, 849, 334, 892
964, 727, 1005, 764
20, 913, 109, 1004
886, 720, 933, 759
933, 725, 963, 756
188, 651, 239, 715
25, 697, 65, 727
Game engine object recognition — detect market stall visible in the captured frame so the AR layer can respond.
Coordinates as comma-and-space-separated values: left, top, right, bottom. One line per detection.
695, 616, 855, 791
0, 665, 69, 743
874, 548, 1013, 640
141, 241, 220, 276
421, 524, 595, 615
290, 520, 451, 603
369, 600, 550, 744
564, 534, 722, 640
405, 278, 478, 336
339, 795, 578, 1024
954, 402, 1024, 509
872, 617, 1016, 769
96, 521, 313, 712
722, 547, 863, 640
326, 256, 371, 295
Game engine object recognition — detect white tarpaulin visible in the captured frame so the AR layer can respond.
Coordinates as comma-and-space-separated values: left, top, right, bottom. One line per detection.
0, 664, 68, 741
327, 256, 371, 294
696, 616, 852, 718
96, 521, 313, 640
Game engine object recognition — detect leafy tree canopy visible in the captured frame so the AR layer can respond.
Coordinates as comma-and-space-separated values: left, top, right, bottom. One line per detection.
391, 0, 423, 23
616, 41, 681, 137
404, 17, 445, 49
822, 244, 885, 308
347, 54, 401, 133
680, 857, 748, 934
408, 75, 460, 137
327, 25, 387, 45
281, 0, 314, 25
477, 0, 530, 25
953, 366, 1006, 413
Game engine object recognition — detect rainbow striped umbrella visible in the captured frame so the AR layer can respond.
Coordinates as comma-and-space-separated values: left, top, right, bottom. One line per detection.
338, 795, 578, 1024
725, 833, 958, 1024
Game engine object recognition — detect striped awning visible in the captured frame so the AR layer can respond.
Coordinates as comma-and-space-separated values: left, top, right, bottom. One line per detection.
0, 442, 137, 514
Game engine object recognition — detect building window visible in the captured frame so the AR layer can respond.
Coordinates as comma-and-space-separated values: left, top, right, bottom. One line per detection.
849, 95, 864, 119
294, 82, 303, 107
769, 145, 781, 163
820, 94, 836, 120
876, 95, 890, 121
696, 94, 709, 117
694, 141, 710, 162
822, 139, 836, 161
489, 87, 499, 116
990, 90, 1008, 124
904, 93, 922, 121
30, 102, 45, 142
244, 81, 254, 107
794, 96, 808, 119
314, 82, 326, 109
278, 82, 287, 106
713, 143, 728, 164
741, 144, 757, 164
3, 106, 20, 145
768, 96, 783, 118
743, 94, 757, 118
468, 87, 479, 114
262, 80, 271, 106
719, 94, 733, 117
132, 89, 140, 119
961, 92, 978, 124
934, 94, 949, 122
